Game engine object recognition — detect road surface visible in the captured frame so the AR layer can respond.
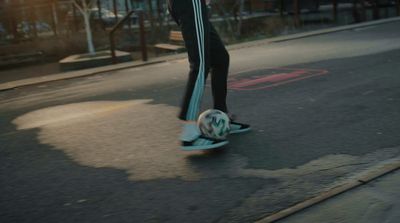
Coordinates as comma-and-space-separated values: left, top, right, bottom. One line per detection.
1, 21, 400, 223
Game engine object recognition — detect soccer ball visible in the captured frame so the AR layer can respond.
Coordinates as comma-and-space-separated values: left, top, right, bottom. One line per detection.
197, 109, 231, 139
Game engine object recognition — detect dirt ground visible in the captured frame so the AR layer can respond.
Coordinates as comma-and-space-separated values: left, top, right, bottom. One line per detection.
0, 49, 156, 84
0, 62, 61, 84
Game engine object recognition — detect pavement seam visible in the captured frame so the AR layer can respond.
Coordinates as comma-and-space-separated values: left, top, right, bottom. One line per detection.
1, 17, 399, 92
254, 158, 400, 223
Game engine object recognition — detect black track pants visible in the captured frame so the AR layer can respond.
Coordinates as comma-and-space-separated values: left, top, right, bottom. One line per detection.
169, 0, 230, 121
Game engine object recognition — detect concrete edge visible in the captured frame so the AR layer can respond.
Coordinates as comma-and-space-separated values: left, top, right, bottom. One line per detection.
254, 158, 400, 223
227, 16, 400, 50
0, 59, 167, 92
1, 16, 399, 92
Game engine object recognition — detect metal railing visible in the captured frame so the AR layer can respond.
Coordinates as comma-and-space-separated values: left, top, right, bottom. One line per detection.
109, 10, 147, 64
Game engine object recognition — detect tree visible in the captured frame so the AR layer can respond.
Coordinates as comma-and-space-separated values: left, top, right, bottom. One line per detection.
212, 1, 234, 35
72, 0, 97, 55
146, 0, 155, 34
236, 0, 244, 36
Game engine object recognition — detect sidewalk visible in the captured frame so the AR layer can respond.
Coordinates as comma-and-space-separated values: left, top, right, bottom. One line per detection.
277, 170, 400, 223
1, 16, 399, 92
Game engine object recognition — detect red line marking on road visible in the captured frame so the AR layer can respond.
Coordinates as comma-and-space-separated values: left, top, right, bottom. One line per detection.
228, 70, 308, 88
227, 67, 328, 91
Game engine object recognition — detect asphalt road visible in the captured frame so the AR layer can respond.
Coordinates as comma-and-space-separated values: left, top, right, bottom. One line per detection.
1, 21, 400, 223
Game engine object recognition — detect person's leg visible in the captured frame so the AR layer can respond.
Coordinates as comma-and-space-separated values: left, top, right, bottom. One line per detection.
170, 0, 228, 149
176, 0, 209, 144
209, 23, 251, 134
209, 23, 229, 113
172, 0, 210, 122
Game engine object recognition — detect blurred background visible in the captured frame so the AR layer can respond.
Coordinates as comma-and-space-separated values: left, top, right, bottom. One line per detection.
0, 0, 399, 77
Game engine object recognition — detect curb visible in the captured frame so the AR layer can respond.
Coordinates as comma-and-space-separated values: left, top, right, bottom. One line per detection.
1, 16, 399, 92
255, 157, 400, 223
0, 57, 177, 92
227, 16, 400, 51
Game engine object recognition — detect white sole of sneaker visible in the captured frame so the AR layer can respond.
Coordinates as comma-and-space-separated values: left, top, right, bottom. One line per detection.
181, 141, 228, 151
230, 128, 251, 134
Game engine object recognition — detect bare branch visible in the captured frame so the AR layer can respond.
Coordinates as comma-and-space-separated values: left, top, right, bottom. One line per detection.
72, 1, 84, 14
88, 0, 98, 8
82, 0, 87, 10
73, 0, 97, 15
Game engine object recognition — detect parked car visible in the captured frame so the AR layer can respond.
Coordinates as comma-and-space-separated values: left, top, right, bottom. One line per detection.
0, 23, 6, 41
0, 23, 5, 34
66, 7, 137, 28
92, 8, 138, 26
17, 21, 52, 34
16, 21, 52, 38
281, 0, 321, 13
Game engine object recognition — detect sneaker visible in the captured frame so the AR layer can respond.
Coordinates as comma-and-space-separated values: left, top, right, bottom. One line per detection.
181, 135, 228, 151
230, 121, 251, 134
